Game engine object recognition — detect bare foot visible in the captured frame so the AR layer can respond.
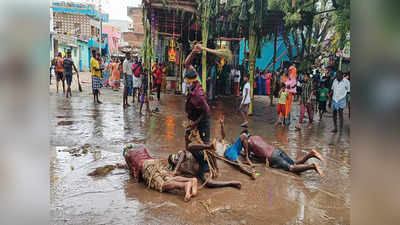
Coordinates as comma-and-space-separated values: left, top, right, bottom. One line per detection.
126, 103, 131, 107
311, 149, 324, 161
211, 138, 217, 150
313, 163, 324, 177
233, 182, 242, 189
274, 121, 280, 126
191, 178, 198, 197
307, 123, 312, 129
184, 191, 192, 202
295, 125, 301, 131
251, 172, 257, 180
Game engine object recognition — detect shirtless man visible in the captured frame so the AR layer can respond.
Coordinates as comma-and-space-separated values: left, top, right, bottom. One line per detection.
124, 145, 198, 202
167, 128, 242, 189
218, 116, 324, 177
246, 131, 324, 177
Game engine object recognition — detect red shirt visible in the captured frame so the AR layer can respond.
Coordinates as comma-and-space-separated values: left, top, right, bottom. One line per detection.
155, 67, 162, 84
124, 147, 152, 182
185, 82, 210, 121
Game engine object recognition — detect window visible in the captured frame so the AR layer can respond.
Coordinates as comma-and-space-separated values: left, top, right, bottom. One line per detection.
55, 21, 62, 30
74, 23, 81, 35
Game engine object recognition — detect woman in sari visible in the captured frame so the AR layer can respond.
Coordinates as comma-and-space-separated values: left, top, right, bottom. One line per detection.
110, 58, 121, 90
102, 58, 111, 87
284, 64, 297, 123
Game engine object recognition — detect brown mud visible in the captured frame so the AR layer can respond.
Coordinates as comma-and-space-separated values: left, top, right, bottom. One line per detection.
50, 75, 350, 225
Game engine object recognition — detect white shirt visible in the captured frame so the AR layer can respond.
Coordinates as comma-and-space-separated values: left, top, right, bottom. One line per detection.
234, 70, 241, 83
242, 82, 251, 104
123, 59, 133, 75
331, 78, 350, 102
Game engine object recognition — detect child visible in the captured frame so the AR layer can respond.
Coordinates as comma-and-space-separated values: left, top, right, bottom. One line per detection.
318, 82, 329, 120
275, 83, 289, 127
139, 69, 151, 115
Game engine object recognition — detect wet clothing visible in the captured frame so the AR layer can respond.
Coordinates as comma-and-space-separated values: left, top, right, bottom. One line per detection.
224, 136, 243, 161
269, 149, 295, 171
240, 103, 249, 114
197, 116, 211, 143
142, 159, 173, 192
124, 147, 152, 182
186, 82, 211, 143
277, 103, 286, 116
191, 150, 210, 182
318, 100, 327, 112
186, 82, 210, 121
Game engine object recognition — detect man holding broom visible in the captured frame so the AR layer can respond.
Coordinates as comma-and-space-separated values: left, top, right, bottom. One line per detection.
184, 43, 233, 144
63, 50, 81, 98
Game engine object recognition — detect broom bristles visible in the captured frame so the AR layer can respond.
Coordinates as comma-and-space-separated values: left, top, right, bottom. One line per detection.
204, 48, 233, 64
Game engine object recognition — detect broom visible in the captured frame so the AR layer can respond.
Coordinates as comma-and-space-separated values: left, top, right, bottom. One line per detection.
195, 44, 233, 64
77, 72, 82, 92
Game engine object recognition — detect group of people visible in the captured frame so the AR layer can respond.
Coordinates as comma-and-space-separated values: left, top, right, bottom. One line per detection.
50, 51, 80, 98
259, 63, 351, 133
123, 44, 325, 202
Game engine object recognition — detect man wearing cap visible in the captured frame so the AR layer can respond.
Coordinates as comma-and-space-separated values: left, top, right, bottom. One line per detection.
184, 44, 211, 144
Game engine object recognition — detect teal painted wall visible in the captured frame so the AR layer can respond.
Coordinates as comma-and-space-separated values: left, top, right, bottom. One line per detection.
58, 44, 79, 68
78, 41, 89, 71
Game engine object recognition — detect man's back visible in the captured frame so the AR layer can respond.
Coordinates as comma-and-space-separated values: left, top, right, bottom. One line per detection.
248, 136, 275, 161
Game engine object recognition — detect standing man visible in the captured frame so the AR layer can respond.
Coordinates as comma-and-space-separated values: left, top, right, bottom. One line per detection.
132, 57, 143, 104
184, 44, 211, 144
296, 72, 314, 130
91, 51, 102, 104
63, 50, 79, 98
233, 66, 241, 97
55, 52, 65, 94
240, 74, 250, 127
122, 52, 133, 108
154, 62, 163, 103
329, 71, 350, 133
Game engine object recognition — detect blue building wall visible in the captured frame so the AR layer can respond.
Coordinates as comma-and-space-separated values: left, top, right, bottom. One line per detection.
77, 40, 89, 71
52, 1, 109, 22
239, 35, 298, 71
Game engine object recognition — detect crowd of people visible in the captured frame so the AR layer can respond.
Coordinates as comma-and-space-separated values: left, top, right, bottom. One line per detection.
51, 44, 350, 202
123, 44, 327, 202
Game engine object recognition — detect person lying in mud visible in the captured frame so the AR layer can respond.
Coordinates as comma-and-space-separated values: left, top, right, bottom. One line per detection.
216, 116, 324, 177
167, 127, 242, 189
123, 145, 198, 202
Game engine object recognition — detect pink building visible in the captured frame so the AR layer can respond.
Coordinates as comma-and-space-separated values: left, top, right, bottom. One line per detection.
102, 24, 121, 55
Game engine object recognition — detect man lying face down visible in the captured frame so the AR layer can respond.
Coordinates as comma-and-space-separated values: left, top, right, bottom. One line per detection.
200, 116, 325, 178
124, 145, 198, 202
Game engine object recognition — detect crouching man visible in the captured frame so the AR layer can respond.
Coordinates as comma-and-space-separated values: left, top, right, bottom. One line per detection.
124, 145, 198, 202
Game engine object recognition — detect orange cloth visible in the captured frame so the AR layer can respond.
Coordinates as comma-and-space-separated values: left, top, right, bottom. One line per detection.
285, 93, 293, 118
110, 62, 120, 88
56, 57, 64, 72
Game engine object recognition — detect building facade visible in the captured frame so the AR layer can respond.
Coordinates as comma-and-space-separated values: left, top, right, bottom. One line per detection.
51, 1, 109, 71
102, 24, 121, 56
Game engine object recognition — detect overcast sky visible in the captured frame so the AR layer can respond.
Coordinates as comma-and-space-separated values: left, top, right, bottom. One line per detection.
74, 0, 142, 21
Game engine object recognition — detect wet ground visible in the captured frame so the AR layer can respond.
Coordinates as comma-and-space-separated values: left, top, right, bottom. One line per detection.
50, 72, 350, 225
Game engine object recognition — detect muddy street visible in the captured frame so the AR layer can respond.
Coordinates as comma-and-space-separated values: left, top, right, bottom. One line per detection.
50, 73, 350, 225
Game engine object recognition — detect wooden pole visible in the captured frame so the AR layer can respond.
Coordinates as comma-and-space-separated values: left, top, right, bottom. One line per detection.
248, 22, 256, 115
273, 25, 278, 72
